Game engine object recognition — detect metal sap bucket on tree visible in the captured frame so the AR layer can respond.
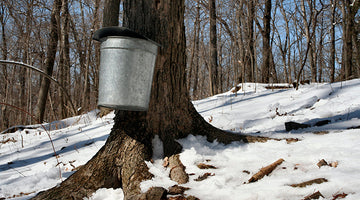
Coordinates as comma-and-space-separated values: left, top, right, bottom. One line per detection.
93, 27, 159, 111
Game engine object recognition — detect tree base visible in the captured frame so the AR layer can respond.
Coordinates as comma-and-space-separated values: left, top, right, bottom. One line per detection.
31, 119, 278, 200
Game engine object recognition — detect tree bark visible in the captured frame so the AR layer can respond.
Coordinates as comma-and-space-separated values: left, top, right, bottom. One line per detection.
193, 3, 201, 99
59, 0, 71, 119
341, 0, 359, 80
34, 0, 61, 122
31, 1, 271, 199
300, 0, 316, 83
102, 0, 120, 27
261, 0, 271, 83
0, 2, 10, 130
245, 0, 255, 83
0, 2, 9, 130
209, 0, 219, 95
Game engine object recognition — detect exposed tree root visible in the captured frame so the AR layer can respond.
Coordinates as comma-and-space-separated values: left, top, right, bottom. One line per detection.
195, 114, 296, 145
31, 128, 153, 200
31, 110, 295, 200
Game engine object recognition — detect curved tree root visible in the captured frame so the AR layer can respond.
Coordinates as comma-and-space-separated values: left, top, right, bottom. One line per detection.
31, 110, 297, 200
192, 114, 295, 145
31, 129, 153, 200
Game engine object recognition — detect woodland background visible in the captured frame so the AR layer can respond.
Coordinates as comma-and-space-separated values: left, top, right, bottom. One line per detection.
0, 0, 359, 131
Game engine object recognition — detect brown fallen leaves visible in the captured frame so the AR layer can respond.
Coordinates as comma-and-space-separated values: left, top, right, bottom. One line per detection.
303, 191, 324, 200
194, 173, 215, 181
302, 191, 348, 200
196, 163, 217, 169
332, 192, 348, 200
160, 155, 346, 199
317, 159, 338, 168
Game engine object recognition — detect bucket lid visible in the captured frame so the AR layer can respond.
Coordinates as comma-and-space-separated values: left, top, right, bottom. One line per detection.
93, 27, 158, 45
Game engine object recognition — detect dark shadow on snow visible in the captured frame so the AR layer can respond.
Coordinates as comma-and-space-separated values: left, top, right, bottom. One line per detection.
0, 134, 109, 173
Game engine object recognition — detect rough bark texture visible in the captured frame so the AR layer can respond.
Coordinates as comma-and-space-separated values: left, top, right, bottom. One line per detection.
33, 113, 153, 199
102, 0, 120, 27
31, 1, 273, 199
341, 0, 359, 80
169, 154, 189, 184
0, 5, 9, 130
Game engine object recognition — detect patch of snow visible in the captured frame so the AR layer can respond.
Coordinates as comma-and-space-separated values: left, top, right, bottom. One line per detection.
1, 79, 360, 199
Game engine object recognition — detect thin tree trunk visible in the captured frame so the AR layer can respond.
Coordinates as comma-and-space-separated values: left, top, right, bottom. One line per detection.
330, 0, 336, 82
341, 0, 359, 80
245, 0, 255, 83
59, 0, 71, 119
0, 2, 9, 130
193, 3, 201, 99
187, 4, 198, 95
299, 0, 313, 82
318, 14, 325, 83
209, 0, 219, 95
261, 0, 271, 83
80, 0, 91, 112
34, 0, 61, 122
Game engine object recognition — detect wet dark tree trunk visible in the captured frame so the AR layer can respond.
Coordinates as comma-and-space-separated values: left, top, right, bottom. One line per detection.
32, 1, 269, 199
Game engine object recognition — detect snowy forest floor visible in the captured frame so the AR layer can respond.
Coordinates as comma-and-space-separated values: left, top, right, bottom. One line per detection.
1, 79, 360, 200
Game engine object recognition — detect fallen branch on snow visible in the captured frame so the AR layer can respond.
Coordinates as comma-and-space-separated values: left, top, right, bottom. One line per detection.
248, 158, 284, 183
290, 178, 328, 188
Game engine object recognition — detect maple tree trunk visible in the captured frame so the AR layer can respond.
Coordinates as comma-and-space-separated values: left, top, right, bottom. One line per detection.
32, 1, 269, 199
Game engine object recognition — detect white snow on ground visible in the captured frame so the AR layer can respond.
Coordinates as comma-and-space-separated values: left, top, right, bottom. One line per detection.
1, 79, 360, 199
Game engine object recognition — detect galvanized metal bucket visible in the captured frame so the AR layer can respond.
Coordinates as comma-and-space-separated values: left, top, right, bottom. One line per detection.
93, 27, 159, 111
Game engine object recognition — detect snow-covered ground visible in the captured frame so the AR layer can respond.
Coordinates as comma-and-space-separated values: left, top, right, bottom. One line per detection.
1, 79, 360, 200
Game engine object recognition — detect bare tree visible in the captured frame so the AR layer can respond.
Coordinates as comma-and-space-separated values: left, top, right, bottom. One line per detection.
256, 0, 272, 83
34, 0, 61, 122
299, 0, 317, 82
209, 0, 220, 95
330, 0, 336, 82
187, 0, 201, 99
0, 1, 9, 130
58, 0, 71, 119
340, 0, 359, 80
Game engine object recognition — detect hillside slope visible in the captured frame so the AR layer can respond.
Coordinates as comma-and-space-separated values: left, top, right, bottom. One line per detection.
1, 79, 360, 199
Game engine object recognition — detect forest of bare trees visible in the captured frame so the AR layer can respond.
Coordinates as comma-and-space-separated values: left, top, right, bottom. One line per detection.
0, 0, 359, 131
